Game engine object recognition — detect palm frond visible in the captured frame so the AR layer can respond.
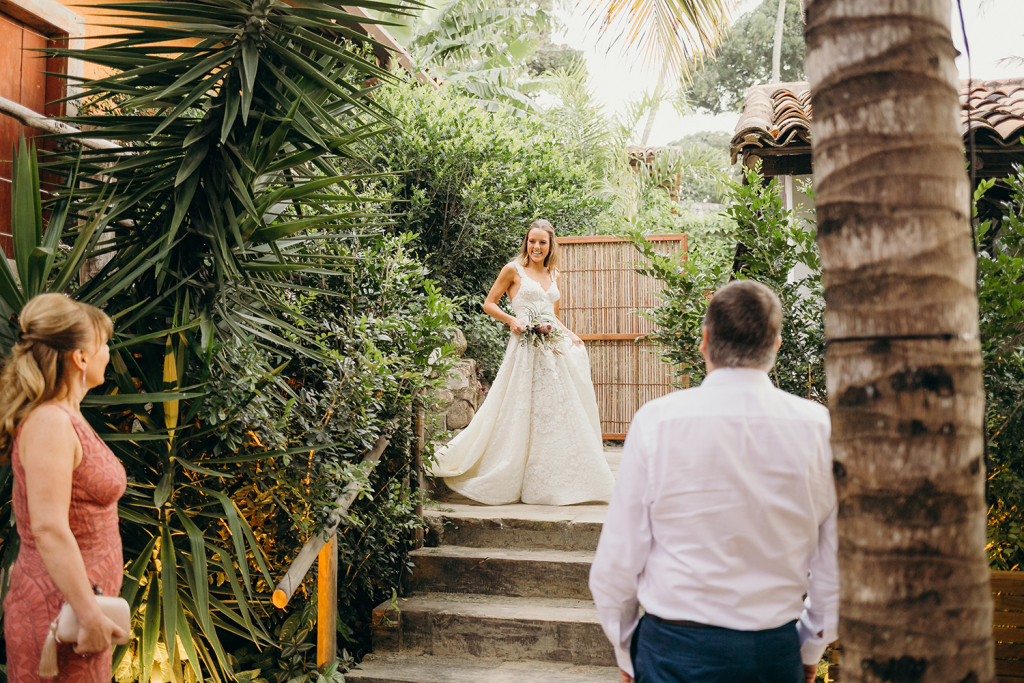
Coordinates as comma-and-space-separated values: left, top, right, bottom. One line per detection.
581, 0, 732, 78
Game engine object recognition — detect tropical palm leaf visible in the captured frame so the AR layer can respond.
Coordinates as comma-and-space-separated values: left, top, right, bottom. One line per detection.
581, 0, 732, 78
401, 0, 556, 115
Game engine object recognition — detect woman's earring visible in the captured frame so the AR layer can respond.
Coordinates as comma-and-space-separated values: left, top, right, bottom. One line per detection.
82, 367, 87, 391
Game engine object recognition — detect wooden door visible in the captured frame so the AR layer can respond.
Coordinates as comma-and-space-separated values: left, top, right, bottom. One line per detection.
0, 10, 67, 256
556, 235, 687, 439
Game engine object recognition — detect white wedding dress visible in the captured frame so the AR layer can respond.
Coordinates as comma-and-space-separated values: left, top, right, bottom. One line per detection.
430, 262, 616, 506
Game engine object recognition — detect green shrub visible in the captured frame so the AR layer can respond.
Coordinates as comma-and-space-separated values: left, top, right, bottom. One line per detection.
631, 166, 825, 400
359, 79, 605, 378
976, 168, 1024, 570
636, 163, 1024, 571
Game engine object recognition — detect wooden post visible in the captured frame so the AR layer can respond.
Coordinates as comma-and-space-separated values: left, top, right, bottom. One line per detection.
412, 395, 425, 550
272, 428, 394, 609
316, 535, 338, 669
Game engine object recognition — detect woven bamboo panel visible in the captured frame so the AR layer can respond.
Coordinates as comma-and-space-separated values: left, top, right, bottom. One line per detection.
556, 235, 687, 438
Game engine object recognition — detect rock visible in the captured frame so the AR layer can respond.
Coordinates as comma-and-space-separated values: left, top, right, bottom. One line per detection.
447, 328, 468, 357
447, 359, 483, 409
445, 400, 475, 430
429, 359, 484, 440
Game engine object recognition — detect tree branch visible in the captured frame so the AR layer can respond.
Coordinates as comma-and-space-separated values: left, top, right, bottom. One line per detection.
0, 96, 121, 151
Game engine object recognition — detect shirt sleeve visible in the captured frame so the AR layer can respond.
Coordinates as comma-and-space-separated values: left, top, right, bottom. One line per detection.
797, 429, 839, 667
588, 413, 653, 677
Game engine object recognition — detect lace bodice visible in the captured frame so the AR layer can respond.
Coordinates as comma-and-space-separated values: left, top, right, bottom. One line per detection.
511, 261, 559, 320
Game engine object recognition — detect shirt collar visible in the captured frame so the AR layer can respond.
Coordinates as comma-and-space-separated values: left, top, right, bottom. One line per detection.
700, 367, 774, 389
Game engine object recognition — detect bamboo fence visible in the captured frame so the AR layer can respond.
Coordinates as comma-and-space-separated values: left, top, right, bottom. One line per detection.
556, 235, 687, 439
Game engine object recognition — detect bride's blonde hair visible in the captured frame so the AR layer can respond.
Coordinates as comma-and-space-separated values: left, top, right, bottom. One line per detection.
517, 219, 559, 271
0, 294, 112, 461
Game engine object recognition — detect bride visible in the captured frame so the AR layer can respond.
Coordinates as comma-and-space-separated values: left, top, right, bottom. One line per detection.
430, 219, 616, 506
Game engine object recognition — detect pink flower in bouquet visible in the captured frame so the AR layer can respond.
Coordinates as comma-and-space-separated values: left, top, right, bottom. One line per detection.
535, 322, 553, 335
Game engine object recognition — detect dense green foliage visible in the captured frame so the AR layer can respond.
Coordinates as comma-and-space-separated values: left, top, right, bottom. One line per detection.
0, 0, 462, 679
635, 163, 1024, 571
631, 166, 824, 398
976, 168, 1024, 570
383, 0, 560, 115
684, 0, 806, 114
665, 131, 736, 203
364, 78, 605, 379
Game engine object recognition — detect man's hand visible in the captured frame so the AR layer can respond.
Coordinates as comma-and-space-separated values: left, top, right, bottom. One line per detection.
619, 669, 633, 683
804, 664, 817, 683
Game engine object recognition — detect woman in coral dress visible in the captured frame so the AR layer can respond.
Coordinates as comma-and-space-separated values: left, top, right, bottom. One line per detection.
430, 220, 616, 505
0, 294, 127, 681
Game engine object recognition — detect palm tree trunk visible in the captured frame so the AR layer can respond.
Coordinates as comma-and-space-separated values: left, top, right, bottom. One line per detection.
770, 0, 786, 83
805, 0, 994, 680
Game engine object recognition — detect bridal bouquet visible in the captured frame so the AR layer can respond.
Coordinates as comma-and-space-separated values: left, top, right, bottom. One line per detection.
517, 304, 566, 355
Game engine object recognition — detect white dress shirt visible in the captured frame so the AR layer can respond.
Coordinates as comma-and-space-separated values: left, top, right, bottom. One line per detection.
589, 367, 838, 675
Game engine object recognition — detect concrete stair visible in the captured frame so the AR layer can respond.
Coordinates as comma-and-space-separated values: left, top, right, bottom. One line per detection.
406, 546, 596, 600
348, 451, 622, 682
370, 593, 613, 666
348, 654, 620, 683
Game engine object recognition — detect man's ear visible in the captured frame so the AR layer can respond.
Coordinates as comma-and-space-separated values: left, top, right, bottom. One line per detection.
700, 326, 709, 354
775, 335, 782, 351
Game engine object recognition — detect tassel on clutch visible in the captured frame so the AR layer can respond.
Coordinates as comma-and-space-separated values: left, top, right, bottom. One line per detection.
39, 596, 131, 677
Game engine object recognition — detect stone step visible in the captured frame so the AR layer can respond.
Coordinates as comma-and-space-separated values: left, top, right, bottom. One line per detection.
346, 654, 621, 683
372, 593, 615, 667
424, 503, 607, 551
408, 546, 594, 600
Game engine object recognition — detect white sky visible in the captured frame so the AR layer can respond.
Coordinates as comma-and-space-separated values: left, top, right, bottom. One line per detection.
552, 0, 1024, 146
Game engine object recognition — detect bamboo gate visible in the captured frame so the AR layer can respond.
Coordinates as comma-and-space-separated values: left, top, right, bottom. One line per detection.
556, 234, 687, 439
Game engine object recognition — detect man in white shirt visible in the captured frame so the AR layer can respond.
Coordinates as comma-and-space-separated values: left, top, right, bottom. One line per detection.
589, 280, 838, 683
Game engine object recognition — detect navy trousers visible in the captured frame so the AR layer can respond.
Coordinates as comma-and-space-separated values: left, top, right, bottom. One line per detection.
630, 615, 803, 683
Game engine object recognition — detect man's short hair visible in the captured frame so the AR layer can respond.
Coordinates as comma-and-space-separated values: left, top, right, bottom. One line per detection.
704, 280, 782, 369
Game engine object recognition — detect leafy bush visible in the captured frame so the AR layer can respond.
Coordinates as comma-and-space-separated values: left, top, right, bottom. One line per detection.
631, 166, 824, 400
0, 0, 459, 676
367, 79, 605, 300
636, 163, 1024, 571
362, 78, 605, 377
976, 168, 1024, 570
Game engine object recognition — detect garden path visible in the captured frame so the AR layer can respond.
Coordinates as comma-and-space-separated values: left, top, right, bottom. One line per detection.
347, 448, 623, 683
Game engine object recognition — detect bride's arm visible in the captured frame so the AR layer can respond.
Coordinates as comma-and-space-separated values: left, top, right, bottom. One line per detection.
483, 265, 526, 335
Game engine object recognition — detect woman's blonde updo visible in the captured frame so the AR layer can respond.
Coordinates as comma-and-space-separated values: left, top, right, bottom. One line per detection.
517, 219, 559, 271
0, 294, 112, 461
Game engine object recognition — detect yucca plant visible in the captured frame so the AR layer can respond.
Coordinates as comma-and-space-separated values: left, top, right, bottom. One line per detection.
0, 0, 422, 679
0, 137, 116, 341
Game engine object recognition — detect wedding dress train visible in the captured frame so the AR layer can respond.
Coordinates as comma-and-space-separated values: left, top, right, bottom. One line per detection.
430, 262, 616, 506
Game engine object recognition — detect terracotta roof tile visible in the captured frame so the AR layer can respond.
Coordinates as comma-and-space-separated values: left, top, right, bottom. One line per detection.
730, 78, 1024, 163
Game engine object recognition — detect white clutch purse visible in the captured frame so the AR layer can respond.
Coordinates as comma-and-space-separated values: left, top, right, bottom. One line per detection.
39, 596, 131, 676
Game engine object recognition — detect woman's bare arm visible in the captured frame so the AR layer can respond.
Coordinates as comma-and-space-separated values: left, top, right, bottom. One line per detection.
483, 264, 526, 334
19, 406, 124, 652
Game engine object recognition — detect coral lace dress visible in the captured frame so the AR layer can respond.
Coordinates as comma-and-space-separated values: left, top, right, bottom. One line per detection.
5, 404, 127, 682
